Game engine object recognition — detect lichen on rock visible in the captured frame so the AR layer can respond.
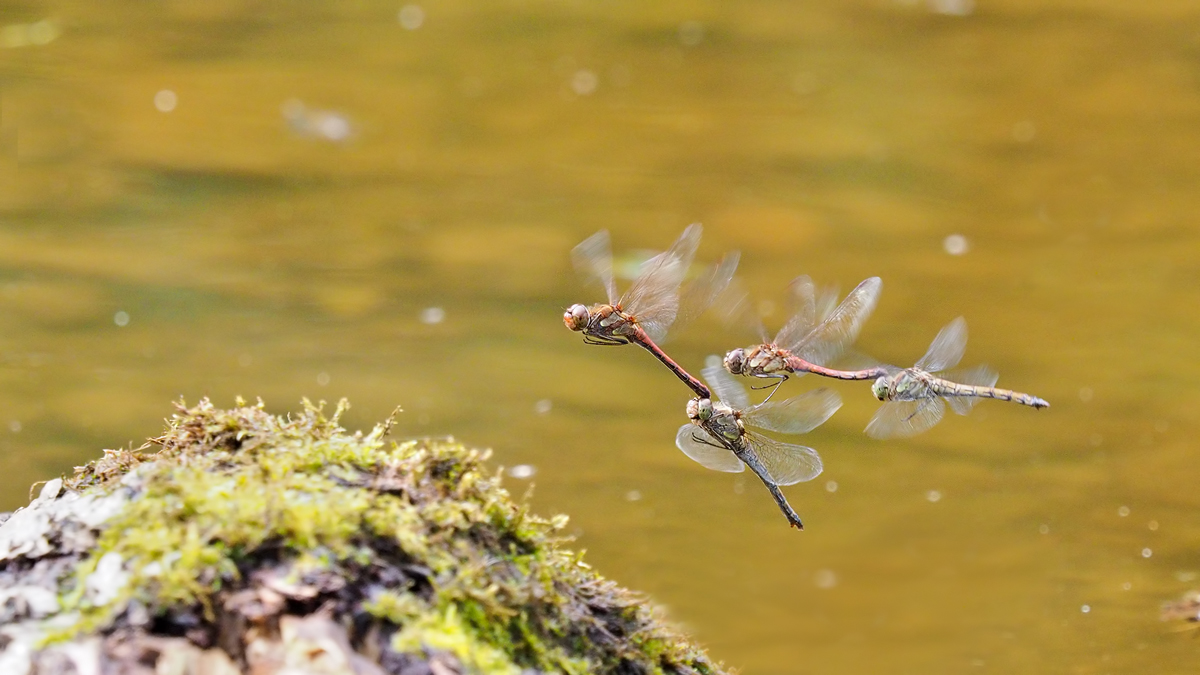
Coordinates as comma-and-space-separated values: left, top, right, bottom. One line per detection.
0, 398, 726, 675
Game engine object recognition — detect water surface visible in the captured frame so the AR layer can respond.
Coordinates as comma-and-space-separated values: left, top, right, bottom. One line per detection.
2, 1, 1199, 672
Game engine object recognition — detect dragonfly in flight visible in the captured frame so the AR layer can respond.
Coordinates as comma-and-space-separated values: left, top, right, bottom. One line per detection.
865, 317, 1049, 439
675, 355, 841, 529
723, 276, 884, 394
564, 224, 738, 399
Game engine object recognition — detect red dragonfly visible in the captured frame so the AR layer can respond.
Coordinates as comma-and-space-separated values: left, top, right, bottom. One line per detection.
564, 224, 738, 399
723, 276, 885, 395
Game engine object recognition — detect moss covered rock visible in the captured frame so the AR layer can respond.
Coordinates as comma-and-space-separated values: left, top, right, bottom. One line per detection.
0, 399, 727, 675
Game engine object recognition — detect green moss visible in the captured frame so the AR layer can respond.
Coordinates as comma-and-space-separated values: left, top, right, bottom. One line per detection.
39, 397, 726, 675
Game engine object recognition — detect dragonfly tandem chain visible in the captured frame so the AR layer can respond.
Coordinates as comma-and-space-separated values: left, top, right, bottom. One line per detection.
564, 224, 1049, 530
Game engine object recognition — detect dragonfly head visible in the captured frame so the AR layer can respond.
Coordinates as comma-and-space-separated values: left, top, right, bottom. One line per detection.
871, 376, 889, 401
723, 348, 747, 375
563, 304, 590, 331
686, 397, 714, 422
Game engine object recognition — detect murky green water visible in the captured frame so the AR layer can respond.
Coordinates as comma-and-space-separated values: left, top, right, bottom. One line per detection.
3, 0, 1199, 671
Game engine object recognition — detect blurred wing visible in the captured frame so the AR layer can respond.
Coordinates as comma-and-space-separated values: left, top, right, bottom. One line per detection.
865, 398, 946, 439
939, 365, 999, 415
793, 277, 882, 366
715, 280, 770, 343
570, 230, 618, 304
676, 251, 740, 328
702, 354, 751, 410
771, 276, 817, 351
915, 316, 967, 373
622, 224, 702, 341
675, 424, 746, 473
743, 388, 842, 435
743, 432, 823, 486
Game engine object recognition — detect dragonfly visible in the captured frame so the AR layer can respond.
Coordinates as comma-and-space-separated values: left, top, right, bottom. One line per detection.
723, 276, 885, 394
564, 224, 738, 399
675, 355, 842, 530
865, 317, 1050, 439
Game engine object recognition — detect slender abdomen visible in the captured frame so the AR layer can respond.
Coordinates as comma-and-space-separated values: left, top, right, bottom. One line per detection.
934, 380, 1049, 409
784, 355, 885, 381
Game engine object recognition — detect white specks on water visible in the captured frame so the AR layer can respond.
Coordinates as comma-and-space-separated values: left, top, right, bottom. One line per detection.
678, 21, 704, 47
398, 4, 425, 30
1121, 582, 1132, 591
571, 70, 598, 96
928, 0, 974, 16
943, 234, 969, 256
1148, 520, 1159, 531
1141, 547, 1152, 558
534, 399, 552, 415
316, 372, 331, 387
1117, 506, 1130, 517
508, 464, 536, 479
1039, 524, 1050, 534
1080, 604, 1091, 614
419, 307, 445, 324
113, 311, 130, 327
9, 420, 20, 433
625, 490, 642, 502
154, 89, 177, 112
1012, 120, 1037, 143
814, 569, 837, 589
1078, 387, 1094, 402
926, 489, 942, 503
282, 99, 354, 142
825, 480, 838, 493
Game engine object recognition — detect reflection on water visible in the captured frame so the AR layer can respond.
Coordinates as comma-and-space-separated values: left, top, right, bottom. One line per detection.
3, 1, 1200, 672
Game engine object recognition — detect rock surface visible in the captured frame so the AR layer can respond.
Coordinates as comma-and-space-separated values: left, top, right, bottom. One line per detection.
0, 398, 726, 675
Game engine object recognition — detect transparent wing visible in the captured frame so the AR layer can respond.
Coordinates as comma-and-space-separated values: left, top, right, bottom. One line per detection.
570, 230, 618, 305
915, 316, 967, 373
865, 398, 946, 439
621, 224, 702, 342
676, 250, 740, 328
675, 424, 746, 473
771, 276, 817, 351
743, 388, 842, 435
938, 365, 999, 415
715, 280, 770, 343
702, 354, 751, 410
792, 277, 883, 367
742, 431, 823, 486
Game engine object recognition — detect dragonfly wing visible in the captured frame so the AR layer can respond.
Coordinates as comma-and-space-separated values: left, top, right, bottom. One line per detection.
939, 365, 1000, 415
771, 276, 818, 351
702, 354, 751, 410
915, 317, 967, 372
676, 251, 740, 328
743, 388, 842, 434
570, 230, 618, 305
743, 431, 823, 486
675, 424, 746, 473
621, 224, 702, 340
865, 397, 946, 439
715, 280, 770, 343
793, 277, 883, 366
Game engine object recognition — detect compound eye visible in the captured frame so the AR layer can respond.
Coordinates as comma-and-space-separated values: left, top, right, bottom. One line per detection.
697, 398, 714, 420
723, 349, 745, 375
563, 305, 589, 331
871, 377, 888, 401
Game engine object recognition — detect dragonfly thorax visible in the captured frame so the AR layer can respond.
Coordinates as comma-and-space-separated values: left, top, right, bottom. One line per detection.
563, 304, 590, 331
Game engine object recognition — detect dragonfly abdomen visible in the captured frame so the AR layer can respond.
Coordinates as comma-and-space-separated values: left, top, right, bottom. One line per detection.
934, 380, 1049, 409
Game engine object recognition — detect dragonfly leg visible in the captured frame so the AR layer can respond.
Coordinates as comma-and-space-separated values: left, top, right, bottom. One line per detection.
750, 375, 787, 403
691, 431, 725, 450
583, 334, 628, 346
903, 398, 933, 423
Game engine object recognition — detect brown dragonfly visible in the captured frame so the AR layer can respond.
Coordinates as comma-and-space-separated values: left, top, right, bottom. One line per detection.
723, 276, 885, 395
564, 224, 738, 398
675, 355, 841, 529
